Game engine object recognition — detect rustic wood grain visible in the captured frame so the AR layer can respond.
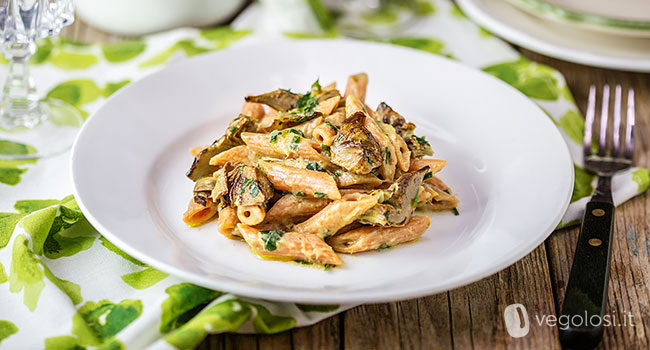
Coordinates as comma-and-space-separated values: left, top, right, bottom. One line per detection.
63, 17, 650, 350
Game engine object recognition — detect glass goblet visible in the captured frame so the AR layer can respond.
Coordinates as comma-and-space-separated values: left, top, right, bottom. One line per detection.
0, 0, 82, 160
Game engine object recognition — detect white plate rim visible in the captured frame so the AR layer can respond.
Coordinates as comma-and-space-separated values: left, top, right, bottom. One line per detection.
457, 0, 650, 72
71, 38, 574, 304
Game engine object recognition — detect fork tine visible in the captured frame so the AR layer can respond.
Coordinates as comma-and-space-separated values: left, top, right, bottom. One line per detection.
598, 85, 610, 156
612, 85, 622, 157
584, 85, 596, 156
624, 89, 635, 160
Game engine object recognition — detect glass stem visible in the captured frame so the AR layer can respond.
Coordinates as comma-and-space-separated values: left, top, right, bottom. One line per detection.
0, 41, 40, 130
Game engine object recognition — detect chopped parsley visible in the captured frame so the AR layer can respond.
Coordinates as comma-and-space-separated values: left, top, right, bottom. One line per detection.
311, 78, 321, 92
314, 192, 327, 198
306, 162, 325, 172
294, 192, 306, 197
269, 130, 281, 143
323, 264, 333, 271
228, 126, 237, 133
413, 135, 430, 146
295, 260, 313, 265
412, 188, 420, 208
325, 121, 338, 131
443, 189, 450, 194
288, 128, 304, 137
385, 147, 391, 164
321, 144, 331, 151
384, 212, 390, 220
424, 171, 433, 180
364, 154, 374, 166
290, 135, 301, 151
259, 230, 285, 251
240, 178, 254, 194
296, 92, 318, 118
452, 208, 460, 216
379, 243, 390, 250
334, 170, 342, 177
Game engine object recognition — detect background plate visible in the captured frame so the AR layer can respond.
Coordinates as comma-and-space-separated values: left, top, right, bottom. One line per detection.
71, 39, 573, 304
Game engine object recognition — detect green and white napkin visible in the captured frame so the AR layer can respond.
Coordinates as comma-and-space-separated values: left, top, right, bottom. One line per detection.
1, 0, 648, 348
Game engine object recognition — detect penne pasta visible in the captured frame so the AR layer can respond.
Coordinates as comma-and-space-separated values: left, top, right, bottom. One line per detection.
240, 100, 266, 121
328, 216, 431, 253
344, 73, 368, 103
237, 205, 266, 226
265, 194, 330, 224
209, 145, 254, 166
293, 192, 379, 238
182, 198, 217, 226
409, 158, 447, 174
312, 122, 338, 146
183, 74, 458, 268
259, 161, 341, 200
238, 224, 343, 265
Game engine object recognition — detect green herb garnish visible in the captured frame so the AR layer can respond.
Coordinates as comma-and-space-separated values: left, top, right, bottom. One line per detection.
365, 154, 374, 166
325, 121, 338, 131
412, 187, 420, 208
321, 144, 331, 151
306, 162, 325, 172
240, 178, 254, 194
452, 208, 460, 216
311, 79, 321, 92
249, 181, 260, 197
295, 260, 313, 265
385, 147, 391, 164
323, 264, 333, 271
290, 135, 301, 151
424, 171, 433, 180
269, 130, 281, 143
314, 192, 327, 198
379, 243, 390, 250
414, 135, 430, 146
288, 128, 304, 137
294, 192, 306, 197
443, 189, 450, 194
260, 230, 285, 251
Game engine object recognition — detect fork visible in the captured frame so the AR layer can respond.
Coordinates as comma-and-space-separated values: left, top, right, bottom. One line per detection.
559, 85, 635, 350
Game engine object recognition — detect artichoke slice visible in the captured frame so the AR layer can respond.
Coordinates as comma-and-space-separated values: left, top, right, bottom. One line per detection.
330, 112, 382, 175
228, 164, 274, 206
245, 89, 301, 112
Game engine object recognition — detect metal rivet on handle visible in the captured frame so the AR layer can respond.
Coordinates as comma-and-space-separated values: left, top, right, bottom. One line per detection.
592, 209, 605, 217
589, 238, 603, 247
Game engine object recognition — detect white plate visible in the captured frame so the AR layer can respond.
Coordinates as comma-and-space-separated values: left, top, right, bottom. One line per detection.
71, 39, 573, 304
507, 0, 650, 38
457, 0, 650, 72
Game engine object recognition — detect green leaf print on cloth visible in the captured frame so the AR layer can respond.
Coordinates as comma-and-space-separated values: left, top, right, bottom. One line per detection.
46, 299, 142, 348
0, 320, 18, 345
0, 140, 38, 186
164, 298, 296, 349
482, 59, 562, 100
632, 168, 650, 193
9, 234, 46, 311
388, 37, 453, 58
101, 40, 146, 63
572, 165, 596, 203
557, 109, 585, 145
160, 283, 223, 333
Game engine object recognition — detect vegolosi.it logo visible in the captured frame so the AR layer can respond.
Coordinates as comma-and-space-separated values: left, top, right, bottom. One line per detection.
504, 304, 530, 337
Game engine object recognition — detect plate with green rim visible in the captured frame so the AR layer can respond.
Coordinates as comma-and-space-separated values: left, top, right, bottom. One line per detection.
71, 39, 573, 304
509, 0, 650, 38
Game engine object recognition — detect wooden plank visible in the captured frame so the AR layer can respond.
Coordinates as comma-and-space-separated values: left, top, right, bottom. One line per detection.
258, 332, 292, 350
343, 303, 400, 349
291, 315, 341, 350
522, 49, 650, 350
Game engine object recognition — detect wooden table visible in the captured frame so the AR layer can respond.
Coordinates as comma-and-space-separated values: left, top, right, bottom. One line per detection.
63, 16, 650, 350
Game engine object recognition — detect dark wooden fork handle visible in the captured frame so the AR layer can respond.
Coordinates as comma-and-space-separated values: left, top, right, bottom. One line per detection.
559, 199, 615, 350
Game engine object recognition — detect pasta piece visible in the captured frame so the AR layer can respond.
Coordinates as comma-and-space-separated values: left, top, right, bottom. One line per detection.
324, 109, 345, 126
292, 116, 323, 138
322, 81, 337, 91
240, 100, 266, 121
241, 132, 331, 165
418, 176, 459, 211
409, 158, 447, 174
208, 145, 254, 166
238, 224, 343, 265
259, 162, 341, 200
217, 203, 240, 238
190, 145, 208, 157
293, 192, 379, 238
237, 205, 266, 226
312, 122, 337, 146
182, 198, 217, 226
328, 216, 431, 253
363, 116, 397, 181
334, 170, 383, 188
314, 95, 341, 116
377, 121, 411, 172
344, 73, 368, 103
265, 194, 330, 224
345, 95, 367, 118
